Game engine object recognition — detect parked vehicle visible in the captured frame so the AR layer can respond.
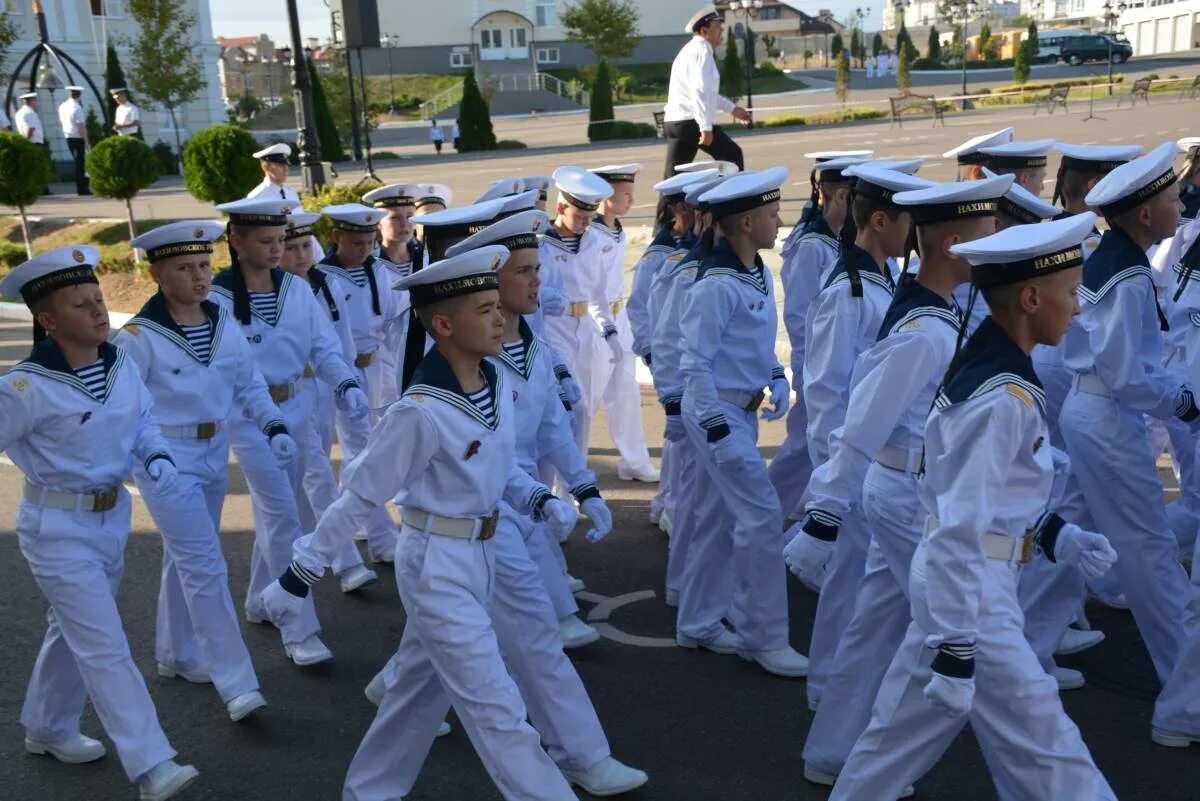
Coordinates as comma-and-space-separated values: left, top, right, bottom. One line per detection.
1059, 34, 1133, 65
1035, 28, 1089, 62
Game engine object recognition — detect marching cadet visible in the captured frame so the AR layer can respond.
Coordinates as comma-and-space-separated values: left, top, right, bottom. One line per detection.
793, 174, 1012, 787
0, 246, 199, 801
276, 210, 378, 593
770, 153, 868, 516
827, 213, 1119, 801
588, 164, 660, 483
1179, 137, 1200, 220
786, 163, 931, 705
675, 166, 808, 678
212, 197, 370, 666
1059, 142, 1199, 687
258, 246, 587, 801
782, 149, 871, 240
117, 222, 276, 721
978, 138, 1056, 196
247, 143, 301, 205
411, 181, 453, 244
943, 127, 1013, 181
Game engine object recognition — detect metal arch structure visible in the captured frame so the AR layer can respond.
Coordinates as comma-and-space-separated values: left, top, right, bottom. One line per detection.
4, 1, 112, 133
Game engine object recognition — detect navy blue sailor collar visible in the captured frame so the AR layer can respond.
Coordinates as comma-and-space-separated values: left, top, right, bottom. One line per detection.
697, 237, 765, 276
1182, 184, 1200, 220
591, 215, 622, 239
494, 317, 540, 381
129, 291, 223, 363
823, 243, 893, 292
649, 224, 678, 251
211, 266, 289, 324
404, 347, 502, 430
935, 316, 1045, 415
1081, 225, 1150, 297
319, 250, 379, 275
17, 338, 122, 402
804, 212, 836, 240
876, 274, 960, 342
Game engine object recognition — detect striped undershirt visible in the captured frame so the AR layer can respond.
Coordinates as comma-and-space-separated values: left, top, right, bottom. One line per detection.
748, 266, 768, 294
346, 266, 368, 287
466, 384, 496, 427
74, 358, 106, 401
501, 339, 527, 373
558, 235, 581, 254
179, 321, 213, 361
249, 291, 278, 325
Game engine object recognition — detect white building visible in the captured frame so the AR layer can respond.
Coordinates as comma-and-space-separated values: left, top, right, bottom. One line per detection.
1, 0, 225, 161
1020, 0, 1199, 55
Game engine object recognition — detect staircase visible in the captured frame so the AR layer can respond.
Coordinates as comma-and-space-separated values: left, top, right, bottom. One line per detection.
423, 58, 589, 121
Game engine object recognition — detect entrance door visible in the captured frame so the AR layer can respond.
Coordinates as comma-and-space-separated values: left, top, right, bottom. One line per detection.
508, 27, 529, 59
480, 28, 505, 61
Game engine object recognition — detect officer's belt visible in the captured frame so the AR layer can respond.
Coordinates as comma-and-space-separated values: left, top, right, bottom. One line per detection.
402, 507, 499, 541
718, 388, 766, 411
568, 301, 589, 318
354, 351, 376, 369
875, 444, 924, 475
161, 422, 221, 440
610, 299, 625, 316
925, 516, 1035, 564
1072, 373, 1111, 397
268, 381, 300, 404
23, 479, 121, 513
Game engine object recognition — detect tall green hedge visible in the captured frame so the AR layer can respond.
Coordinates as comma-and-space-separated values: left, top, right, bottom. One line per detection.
181, 124, 262, 203
457, 70, 496, 152
587, 60, 616, 142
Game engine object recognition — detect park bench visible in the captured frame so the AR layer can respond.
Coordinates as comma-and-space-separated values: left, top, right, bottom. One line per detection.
888, 92, 945, 128
1179, 75, 1200, 101
1118, 77, 1151, 107
1033, 85, 1070, 115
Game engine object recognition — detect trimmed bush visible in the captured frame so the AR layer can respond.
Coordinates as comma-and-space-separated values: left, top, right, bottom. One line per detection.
182, 124, 262, 203
86, 135, 160, 246
300, 179, 384, 248
458, 70, 497, 152
588, 60, 617, 142
496, 139, 528, 149
587, 120, 656, 141
0, 132, 54, 256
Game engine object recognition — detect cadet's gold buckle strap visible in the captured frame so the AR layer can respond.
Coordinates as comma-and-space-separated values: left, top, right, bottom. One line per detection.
925, 517, 1035, 564
610, 299, 625, 316
268, 382, 298, 404
568, 301, 589, 317
23, 480, 120, 513
875, 444, 924, 475
354, 352, 375, 369
302, 363, 315, 379
717, 388, 766, 412
161, 422, 220, 440
402, 508, 499, 541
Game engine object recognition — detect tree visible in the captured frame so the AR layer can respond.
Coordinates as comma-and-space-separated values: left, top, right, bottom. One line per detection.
457, 70, 496, 152
120, 0, 205, 174
803, 49, 814, 68
873, 32, 886, 57
720, 35, 745, 102
103, 43, 135, 137
978, 21, 1000, 61
86, 108, 107, 146
0, 133, 54, 257
928, 26, 942, 60
181, 124, 262, 203
1013, 38, 1031, 84
831, 33, 845, 61
86, 136, 159, 259
309, 57, 346, 162
1026, 20, 1040, 59
851, 28, 864, 67
560, 0, 641, 61
835, 51, 850, 107
898, 42, 916, 92
587, 60, 616, 142
896, 20, 914, 57
0, 10, 17, 75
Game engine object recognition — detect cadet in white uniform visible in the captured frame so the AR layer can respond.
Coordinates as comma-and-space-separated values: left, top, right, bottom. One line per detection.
0, 246, 199, 801
796, 175, 1013, 787
117, 221, 273, 722
259, 246, 586, 801
1059, 143, 1200, 685
15, 91, 44, 143
212, 197, 370, 666
978, 138, 1055, 196
828, 214, 1119, 801
676, 167, 809, 678
943, 127, 1013, 181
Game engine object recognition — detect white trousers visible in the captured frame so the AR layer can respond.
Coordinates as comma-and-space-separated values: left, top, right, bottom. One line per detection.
1060, 389, 1200, 682
342, 524, 576, 801
17, 492, 177, 782
829, 546, 1116, 801
335, 369, 399, 561
134, 432, 259, 703
591, 310, 654, 474
665, 433, 708, 598
527, 521, 579, 621
806, 508, 870, 707
767, 389, 813, 517
545, 315, 600, 462
678, 399, 788, 651
653, 437, 675, 520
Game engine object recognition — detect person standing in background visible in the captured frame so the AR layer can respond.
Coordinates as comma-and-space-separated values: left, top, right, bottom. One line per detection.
430, 120, 444, 155
111, 89, 141, 137
57, 86, 90, 196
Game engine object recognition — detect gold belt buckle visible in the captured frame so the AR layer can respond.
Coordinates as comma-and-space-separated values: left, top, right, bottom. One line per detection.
1019, 531, 1036, 564
92, 487, 119, 513
479, 511, 499, 541
569, 301, 588, 317
268, 384, 292, 404
196, 422, 218, 440
610, 300, 624, 315
746, 390, 766, 412
302, 363, 315, 379
355, 352, 375, 368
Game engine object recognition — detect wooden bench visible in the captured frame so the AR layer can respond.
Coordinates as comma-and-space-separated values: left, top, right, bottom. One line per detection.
1118, 77, 1151, 107
653, 111, 666, 138
1179, 75, 1200, 101
1033, 85, 1070, 115
888, 92, 945, 128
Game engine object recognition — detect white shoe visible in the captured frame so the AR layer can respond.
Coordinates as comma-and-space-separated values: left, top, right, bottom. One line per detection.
803, 766, 913, 798
369, 548, 395, 564
352, 530, 368, 543
617, 465, 660, 483
658, 508, 673, 537
807, 696, 819, 712
436, 720, 452, 737
339, 565, 379, 593
364, 672, 387, 706
563, 756, 648, 796
24, 733, 106, 763
1052, 665, 1085, 690
1055, 628, 1105, 656
226, 691, 267, 722
567, 574, 586, 593
1089, 590, 1130, 610
284, 636, 333, 666
156, 663, 212, 685
664, 588, 678, 607
244, 609, 268, 625
739, 646, 809, 678
1152, 727, 1200, 748
137, 760, 199, 801
559, 615, 601, 648
649, 503, 662, 526
676, 628, 741, 654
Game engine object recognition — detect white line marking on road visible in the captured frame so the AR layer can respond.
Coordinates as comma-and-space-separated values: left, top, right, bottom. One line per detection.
577, 589, 679, 647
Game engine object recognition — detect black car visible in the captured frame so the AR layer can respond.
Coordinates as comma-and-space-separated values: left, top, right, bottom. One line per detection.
1060, 34, 1133, 65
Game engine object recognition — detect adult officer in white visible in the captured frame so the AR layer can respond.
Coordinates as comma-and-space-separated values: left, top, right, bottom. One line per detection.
117, 221, 275, 722
14, 91, 44, 143
247, 143, 301, 205
57, 86, 90, 195
943, 126, 1013, 181
111, 88, 140, 136
677, 166, 808, 677
0, 246, 199, 801
212, 197, 370, 666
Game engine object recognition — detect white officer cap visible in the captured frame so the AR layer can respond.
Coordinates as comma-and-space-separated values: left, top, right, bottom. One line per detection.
475, 178, 526, 203
445, 209, 550, 258
842, 163, 935, 205
656, 170, 718, 202
700, 166, 789, 218
980, 167, 1058, 223
252, 142, 292, 164
801, 156, 870, 185
109, 87, 129, 96
804, 149, 873, 161
979, 138, 1056, 171
362, 183, 419, 209
891, 173, 1011, 224
321, 202, 382, 232
1085, 141, 1179, 217
216, 196, 293, 226
519, 175, 553, 200
685, 175, 729, 209
131, 220, 225, 262
871, 158, 923, 175
552, 166, 614, 211
418, 197, 507, 251
285, 210, 321, 240
19, 91, 37, 100
0, 244, 100, 306
393, 244, 509, 298
1178, 137, 1200, 155
412, 182, 453, 210
943, 127, 1014, 164
951, 211, 1097, 288
65, 85, 84, 93
676, 159, 740, 177
1055, 143, 1142, 173
685, 3, 721, 33
590, 163, 642, 184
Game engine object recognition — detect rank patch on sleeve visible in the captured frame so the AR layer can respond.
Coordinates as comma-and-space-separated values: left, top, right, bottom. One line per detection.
1006, 383, 1034, 407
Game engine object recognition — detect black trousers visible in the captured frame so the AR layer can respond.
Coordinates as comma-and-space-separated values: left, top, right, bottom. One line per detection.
658, 120, 744, 222
67, 137, 89, 195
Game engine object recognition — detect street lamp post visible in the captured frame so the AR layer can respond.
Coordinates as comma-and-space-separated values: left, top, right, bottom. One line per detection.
284, 0, 325, 192
855, 7, 865, 68
957, 0, 978, 110
725, 0, 762, 128
382, 33, 398, 115
1102, 0, 1126, 96
262, 55, 276, 108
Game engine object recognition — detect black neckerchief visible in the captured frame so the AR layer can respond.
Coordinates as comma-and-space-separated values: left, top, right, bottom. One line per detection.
212, 267, 287, 326
305, 266, 339, 321
320, 251, 381, 316
823, 242, 893, 294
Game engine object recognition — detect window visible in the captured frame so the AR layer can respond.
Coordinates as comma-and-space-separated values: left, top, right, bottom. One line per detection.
480, 29, 502, 48
89, 0, 125, 16
511, 28, 527, 48
536, 47, 561, 63
759, 6, 782, 19
450, 50, 473, 68
536, 0, 557, 28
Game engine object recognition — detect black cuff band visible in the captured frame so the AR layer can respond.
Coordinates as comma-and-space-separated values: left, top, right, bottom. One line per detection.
336, 379, 359, 397
931, 645, 976, 679
264, 422, 288, 439
144, 453, 174, 472
278, 565, 312, 597
1035, 512, 1068, 562
706, 422, 731, 442
802, 515, 839, 542
571, 483, 601, 504
664, 399, 682, 416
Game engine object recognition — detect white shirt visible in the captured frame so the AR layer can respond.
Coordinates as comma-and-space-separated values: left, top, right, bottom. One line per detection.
15, 104, 43, 143
430, 126, 444, 142
115, 101, 140, 136
58, 97, 85, 140
247, 176, 301, 206
664, 35, 735, 131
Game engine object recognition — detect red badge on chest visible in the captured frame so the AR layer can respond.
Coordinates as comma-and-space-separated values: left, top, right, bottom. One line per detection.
464, 440, 481, 460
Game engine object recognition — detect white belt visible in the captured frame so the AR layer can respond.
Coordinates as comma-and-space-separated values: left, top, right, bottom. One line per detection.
160, 421, 221, 440
875, 444, 924, 475
401, 507, 498, 541
1072, 373, 1111, 397
717, 388, 766, 411
23, 479, 121, 513
926, 516, 1035, 564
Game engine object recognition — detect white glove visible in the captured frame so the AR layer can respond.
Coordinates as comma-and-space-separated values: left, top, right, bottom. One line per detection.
664, 415, 686, 443
710, 433, 741, 468
1054, 525, 1118, 579
923, 673, 975, 718
783, 518, 836, 593
559, 375, 582, 405
541, 289, 567, 316
146, 458, 178, 493
542, 498, 579, 542
606, 333, 623, 365
260, 578, 306, 628
270, 432, 297, 466
580, 497, 613, 543
337, 386, 370, 418
762, 377, 791, 422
